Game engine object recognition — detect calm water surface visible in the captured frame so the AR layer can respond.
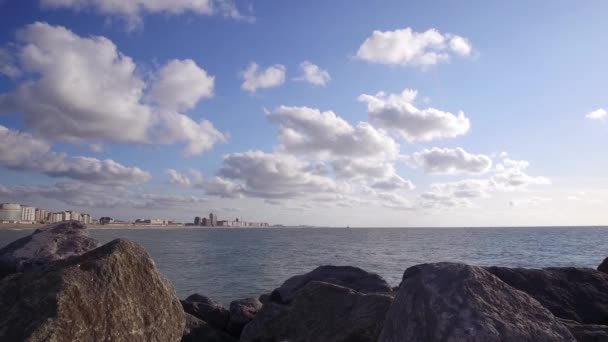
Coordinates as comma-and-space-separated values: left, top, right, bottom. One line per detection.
1, 227, 607, 305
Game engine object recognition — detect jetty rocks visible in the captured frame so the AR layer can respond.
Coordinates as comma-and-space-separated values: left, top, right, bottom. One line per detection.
2, 224, 608, 341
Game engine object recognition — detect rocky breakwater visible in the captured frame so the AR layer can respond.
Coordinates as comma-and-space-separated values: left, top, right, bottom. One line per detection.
0, 221, 184, 342
3, 223, 608, 342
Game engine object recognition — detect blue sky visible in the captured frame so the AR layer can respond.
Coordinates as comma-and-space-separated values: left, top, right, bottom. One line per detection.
0, 0, 607, 226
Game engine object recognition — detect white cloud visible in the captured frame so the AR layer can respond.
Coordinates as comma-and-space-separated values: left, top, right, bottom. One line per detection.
509, 197, 551, 208
491, 158, 550, 190
0, 22, 224, 156
241, 62, 286, 92
0, 48, 20, 78
294, 61, 330, 86
40, 0, 249, 30
267, 105, 399, 160
218, 151, 340, 199
408, 147, 492, 175
166, 168, 242, 198
586, 108, 607, 121
0, 125, 151, 184
356, 27, 472, 67
149, 59, 214, 111
358, 89, 470, 141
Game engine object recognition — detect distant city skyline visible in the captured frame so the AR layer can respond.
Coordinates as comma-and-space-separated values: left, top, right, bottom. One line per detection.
0, 1, 607, 226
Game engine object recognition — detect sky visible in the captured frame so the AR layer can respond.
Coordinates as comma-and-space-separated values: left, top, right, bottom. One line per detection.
0, 0, 607, 227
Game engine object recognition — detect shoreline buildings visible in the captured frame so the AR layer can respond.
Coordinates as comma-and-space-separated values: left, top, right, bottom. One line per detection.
192, 213, 270, 228
0, 203, 93, 224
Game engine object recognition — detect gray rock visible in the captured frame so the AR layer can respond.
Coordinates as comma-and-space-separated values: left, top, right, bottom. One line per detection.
241, 281, 393, 342
0, 220, 100, 277
181, 293, 230, 331
182, 313, 236, 342
269, 265, 392, 304
559, 319, 608, 342
598, 257, 608, 274
379, 263, 575, 342
486, 266, 608, 324
226, 297, 262, 338
0, 239, 184, 342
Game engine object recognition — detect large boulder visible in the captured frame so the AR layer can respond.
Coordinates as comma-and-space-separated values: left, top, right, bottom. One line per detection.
269, 265, 392, 304
181, 293, 230, 331
379, 263, 575, 342
486, 266, 608, 324
241, 281, 393, 342
0, 239, 184, 342
182, 313, 236, 342
559, 319, 608, 342
0, 220, 100, 277
598, 257, 608, 274
226, 297, 262, 338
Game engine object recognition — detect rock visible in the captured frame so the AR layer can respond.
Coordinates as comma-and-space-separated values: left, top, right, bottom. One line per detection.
598, 257, 608, 274
0, 239, 184, 342
269, 265, 392, 304
486, 266, 608, 324
258, 293, 270, 304
0, 220, 100, 277
379, 263, 575, 342
559, 319, 608, 342
226, 297, 262, 338
181, 293, 230, 331
241, 281, 393, 342
182, 313, 236, 342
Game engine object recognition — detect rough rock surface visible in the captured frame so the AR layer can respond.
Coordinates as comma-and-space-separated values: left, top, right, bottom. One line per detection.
559, 319, 608, 342
182, 313, 236, 342
241, 281, 393, 342
181, 293, 230, 331
598, 257, 608, 274
486, 266, 608, 324
0, 239, 184, 342
226, 297, 262, 338
269, 265, 392, 304
0, 220, 100, 277
379, 263, 575, 342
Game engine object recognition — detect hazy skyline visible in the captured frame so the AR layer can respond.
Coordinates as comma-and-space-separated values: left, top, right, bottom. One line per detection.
0, 1, 607, 226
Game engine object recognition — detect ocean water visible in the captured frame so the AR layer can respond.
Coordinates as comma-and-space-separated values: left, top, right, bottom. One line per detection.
1, 227, 608, 305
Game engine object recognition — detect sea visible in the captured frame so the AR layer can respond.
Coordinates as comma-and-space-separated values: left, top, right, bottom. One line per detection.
1, 226, 607, 305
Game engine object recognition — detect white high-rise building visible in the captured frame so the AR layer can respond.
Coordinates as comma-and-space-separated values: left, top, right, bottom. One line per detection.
35, 209, 48, 223
50, 212, 63, 223
66, 211, 80, 222
62, 211, 71, 221
81, 213, 91, 224
21, 206, 35, 222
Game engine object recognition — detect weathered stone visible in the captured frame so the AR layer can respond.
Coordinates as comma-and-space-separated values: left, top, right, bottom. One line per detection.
241, 281, 393, 342
0, 220, 100, 277
486, 266, 608, 324
379, 263, 575, 342
182, 313, 236, 342
0, 239, 184, 342
269, 265, 392, 304
598, 257, 608, 274
226, 297, 262, 338
181, 293, 230, 331
559, 319, 608, 342
258, 293, 270, 304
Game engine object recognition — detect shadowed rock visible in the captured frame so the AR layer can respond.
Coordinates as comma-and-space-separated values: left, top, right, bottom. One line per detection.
181, 293, 230, 331
0, 239, 184, 342
182, 313, 236, 342
0, 220, 100, 278
559, 319, 608, 342
269, 265, 392, 304
486, 266, 608, 324
598, 257, 608, 274
226, 297, 262, 338
241, 281, 393, 342
379, 263, 575, 342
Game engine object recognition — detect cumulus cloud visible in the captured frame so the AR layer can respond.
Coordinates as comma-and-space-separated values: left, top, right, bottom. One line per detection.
267, 105, 399, 160
0, 22, 224, 155
241, 62, 286, 92
0, 125, 151, 184
166, 168, 242, 198
149, 59, 214, 111
40, 0, 249, 30
358, 89, 470, 141
294, 61, 330, 86
0, 48, 20, 78
586, 108, 607, 121
356, 27, 472, 67
408, 147, 492, 175
491, 158, 550, 190
218, 151, 340, 199
509, 197, 551, 208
